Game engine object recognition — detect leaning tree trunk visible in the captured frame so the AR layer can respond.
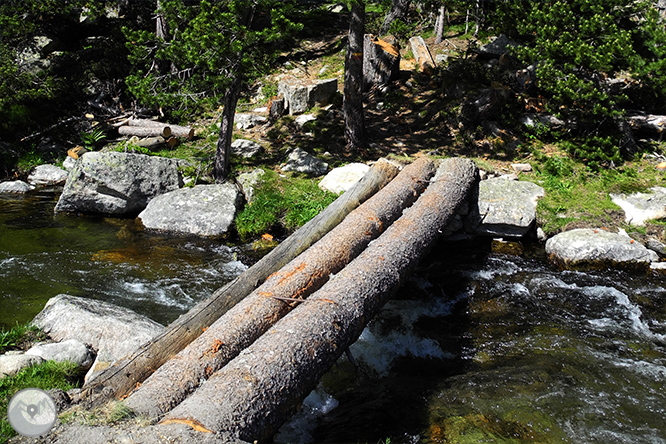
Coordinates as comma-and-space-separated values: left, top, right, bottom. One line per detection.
344, 1, 367, 151
160, 158, 479, 441
125, 158, 436, 419
213, 74, 242, 182
379, 0, 412, 35
78, 160, 400, 408
434, 5, 446, 44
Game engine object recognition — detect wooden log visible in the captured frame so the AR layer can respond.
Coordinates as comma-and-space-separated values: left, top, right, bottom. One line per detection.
78, 158, 400, 407
128, 118, 195, 139
363, 34, 401, 91
124, 158, 437, 419
161, 158, 479, 441
118, 125, 171, 139
409, 36, 436, 74
627, 113, 666, 134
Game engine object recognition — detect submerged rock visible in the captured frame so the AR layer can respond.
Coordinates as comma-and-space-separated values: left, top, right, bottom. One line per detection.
470, 177, 544, 238
32, 294, 164, 383
545, 228, 658, 270
138, 184, 243, 237
54, 152, 182, 216
319, 163, 369, 194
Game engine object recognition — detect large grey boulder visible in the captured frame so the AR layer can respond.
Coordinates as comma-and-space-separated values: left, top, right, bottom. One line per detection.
278, 77, 338, 115
138, 184, 243, 237
471, 177, 544, 238
610, 187, 666, 226
281, 148, 328, 176
54, 152, 182, 216
27, 164, 68, 186
0, 353, 44, 377
31, 294, 164, 383
545, 228, 658, 270
26, 339, 94, 370
319, 163, 369, 194
0, 180, 35, 194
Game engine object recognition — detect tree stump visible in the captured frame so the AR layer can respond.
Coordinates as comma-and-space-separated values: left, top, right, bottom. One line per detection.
363, 34, 401, 91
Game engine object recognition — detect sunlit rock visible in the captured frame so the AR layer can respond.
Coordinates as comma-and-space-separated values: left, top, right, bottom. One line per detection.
27, 164, 68, 186
0, 180, 35, 194
26, 338, 93, 370
610, 187, 666, 226
319, 163, 369, 194
281, 147, 328, 176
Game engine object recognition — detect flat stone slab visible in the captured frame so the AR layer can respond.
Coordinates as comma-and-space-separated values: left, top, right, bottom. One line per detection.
281, 148, 328, 176
610, 187, 666, 226
471, 178, 545, 238
0, 180, 35, 194
31, 294, 164, 383
138, 184, 243, 236
319, 163, 369, 194
231, 139, 263, 158
27, 164, 68, 186
545, 228, 658, 270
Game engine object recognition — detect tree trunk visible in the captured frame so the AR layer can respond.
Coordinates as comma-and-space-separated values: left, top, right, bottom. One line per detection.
118, 125, 171, 138
124, 158, 434, 419
213, 75, 242, 182
128, 119, 194, 140
78, 159, 400, 408
363, 34, 400, 91
627, 113, 666, 134
409, 36, 436, 73
434, 5, 446, 44
344, 1, 367, 151
160, 158, 479, 441
379, 0, 412, 35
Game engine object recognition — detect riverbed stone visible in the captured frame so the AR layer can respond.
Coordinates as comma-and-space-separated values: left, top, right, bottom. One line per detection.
281, 148, 328, 176
138, 184, 243, 237
0, 353, 44, 377
54, 151, 182, 216
31, 294, 164, 383
0, 180, 35, 194
319, 163, 369, 194
25, 339, 93, 370
27, 164, 68, 186
610, 187, 666, 226
470, 177, 545, 238
545, 228, 658, 270
237, 168, 265, 202
231, 139, 263, 158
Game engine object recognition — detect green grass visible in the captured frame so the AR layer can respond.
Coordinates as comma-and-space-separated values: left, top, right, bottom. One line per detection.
1, 361, 80, 443
0, 323, 44, 354
234, 169, 338, 240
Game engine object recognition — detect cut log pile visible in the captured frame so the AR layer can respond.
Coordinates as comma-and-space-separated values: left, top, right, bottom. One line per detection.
116, 118, 194, 150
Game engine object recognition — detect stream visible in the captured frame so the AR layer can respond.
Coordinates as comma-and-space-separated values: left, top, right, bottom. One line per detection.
2, 188, 666, 443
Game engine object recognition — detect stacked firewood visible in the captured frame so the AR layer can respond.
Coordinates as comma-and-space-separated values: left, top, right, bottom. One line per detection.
114, 118, 194, 149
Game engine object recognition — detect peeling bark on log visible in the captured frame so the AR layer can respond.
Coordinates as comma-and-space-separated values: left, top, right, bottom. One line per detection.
78, 159, 400, 407
627, 113, 666, 134
128, 118, 194, 139
124, 158, 437, 419
409, 36, 436, 74
118, 125, 171, 139
161, 158, 479, 441
363, 34, 400, 91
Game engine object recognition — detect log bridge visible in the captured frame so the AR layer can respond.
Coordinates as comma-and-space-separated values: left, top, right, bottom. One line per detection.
77, 157, 479, 442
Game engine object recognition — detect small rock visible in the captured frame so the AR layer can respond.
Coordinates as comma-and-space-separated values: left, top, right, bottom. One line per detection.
511, 163, 532, 173
319, 163, 370, 194
28, 164, 68, 186
646, 237, 666, 257
281, 148, 328, 176
610, 187, 666, 226
237, 169, 265, 203
295, 114, 317, 128
0, 180, 35, 194
650, 262, 666, 275
26, 338, 94, 370
0, 353, 44, 377
478, 34, 518, 57
235, 113, 268, 130
231, 139, 263, 158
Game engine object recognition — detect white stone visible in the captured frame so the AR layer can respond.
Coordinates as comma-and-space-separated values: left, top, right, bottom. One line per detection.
0, 353, 44, 377
610, 187, 666, 226
26, 339, 93, 369
295, 114, 317, 128
0, 180, 35, 194
28, 164, 68, 186
319, 163, 370, 194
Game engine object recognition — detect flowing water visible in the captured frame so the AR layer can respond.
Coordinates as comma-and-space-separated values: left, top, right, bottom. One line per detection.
2, 189, 666, 443
0, 187, 246, 331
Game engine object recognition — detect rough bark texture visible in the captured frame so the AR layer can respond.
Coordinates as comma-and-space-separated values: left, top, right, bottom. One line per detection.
379, 0, 412, 35
125, 158, 436, 419
434, 6, 446, 44
162, 158, 479, 441
78, 159, 399, 407
362, 34, 400, 91
213, 75, 242, 181
118, 125, 171, 138
627, 113, 666, 134
343, 2, 367, 151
